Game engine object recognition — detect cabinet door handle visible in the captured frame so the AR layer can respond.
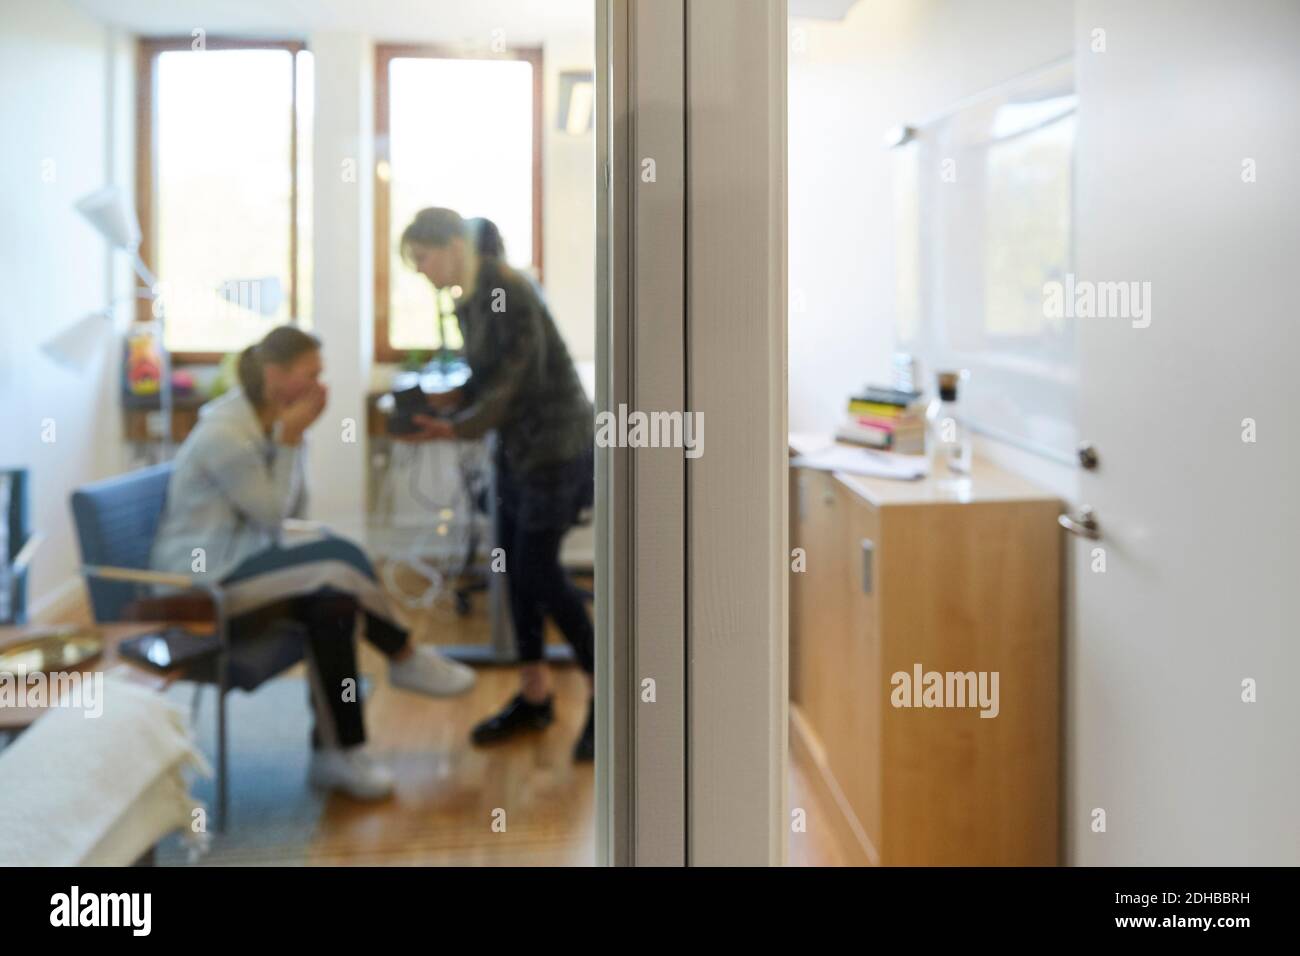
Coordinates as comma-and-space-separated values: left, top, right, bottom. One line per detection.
860, 538, 875, 594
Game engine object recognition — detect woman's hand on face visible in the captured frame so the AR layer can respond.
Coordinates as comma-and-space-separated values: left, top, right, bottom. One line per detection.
279, 383, 328, 445
397, 413, 456, 443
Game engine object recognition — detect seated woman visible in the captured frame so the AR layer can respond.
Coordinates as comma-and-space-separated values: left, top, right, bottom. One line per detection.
149, 325, 475, 801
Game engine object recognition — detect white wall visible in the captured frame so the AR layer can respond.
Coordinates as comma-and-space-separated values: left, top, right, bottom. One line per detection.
788, 0, 1073, 440
543, 35, 596, 362
308, 32, 375, 542
0, 0, 128, 615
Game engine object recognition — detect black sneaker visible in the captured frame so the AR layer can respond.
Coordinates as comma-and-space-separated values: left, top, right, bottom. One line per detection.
471, 693, 555, 746
573, 697, 595, 762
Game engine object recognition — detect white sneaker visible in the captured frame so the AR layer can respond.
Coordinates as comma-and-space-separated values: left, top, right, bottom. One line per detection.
308, 746, 396, 801
388, 646, 477, 698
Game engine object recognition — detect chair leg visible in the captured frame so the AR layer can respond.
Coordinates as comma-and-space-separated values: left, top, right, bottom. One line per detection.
215, 687, 229, 834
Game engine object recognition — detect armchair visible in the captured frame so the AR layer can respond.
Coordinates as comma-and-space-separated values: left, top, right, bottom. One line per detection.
70, 463, 309, 832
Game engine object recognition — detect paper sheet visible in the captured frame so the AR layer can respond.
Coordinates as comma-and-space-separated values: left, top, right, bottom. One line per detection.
791, 443, 930, 481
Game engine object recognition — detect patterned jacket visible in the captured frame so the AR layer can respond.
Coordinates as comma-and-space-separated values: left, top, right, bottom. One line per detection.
451, 256, 593, 474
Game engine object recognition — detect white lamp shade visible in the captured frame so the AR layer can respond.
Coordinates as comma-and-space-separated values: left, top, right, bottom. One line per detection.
217, 276, 284, 317
75, 186, 141, 251
565, 82, 594, 135
556, 72, 594, 135
41, 310, 112, 370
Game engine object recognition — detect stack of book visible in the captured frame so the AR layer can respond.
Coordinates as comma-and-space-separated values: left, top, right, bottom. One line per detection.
835, 386, 927, 454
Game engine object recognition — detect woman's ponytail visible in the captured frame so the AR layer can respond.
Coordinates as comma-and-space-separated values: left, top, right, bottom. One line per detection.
237, 344, 266, 407
237, 325, 321, 408
467, 217, 505, 259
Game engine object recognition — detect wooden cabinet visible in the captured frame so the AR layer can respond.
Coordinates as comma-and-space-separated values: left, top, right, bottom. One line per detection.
122, 398, 204, 444
789, 435, 1062, 866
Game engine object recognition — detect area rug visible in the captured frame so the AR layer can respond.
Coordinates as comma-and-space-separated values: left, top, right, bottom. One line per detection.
154, 675, 368, 866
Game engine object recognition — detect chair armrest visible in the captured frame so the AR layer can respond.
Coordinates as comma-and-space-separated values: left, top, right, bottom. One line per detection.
82, 565, 231, 646
122, 593, 218, 624
83, 564, 196, 589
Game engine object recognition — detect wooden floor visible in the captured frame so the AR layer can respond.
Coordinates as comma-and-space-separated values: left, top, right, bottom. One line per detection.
292, 579, 598, 866
317, 627, 844, 865
375, 584, 843, 866
318, 643, 840, 866
308, 656, 595, 866
786, 748, 852, 867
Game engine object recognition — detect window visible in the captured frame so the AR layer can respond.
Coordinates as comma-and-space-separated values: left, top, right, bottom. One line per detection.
375, 45, 542, 363
138, 39, 313, 361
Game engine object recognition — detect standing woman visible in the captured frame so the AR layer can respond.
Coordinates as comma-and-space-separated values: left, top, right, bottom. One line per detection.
399, 207, 596, 761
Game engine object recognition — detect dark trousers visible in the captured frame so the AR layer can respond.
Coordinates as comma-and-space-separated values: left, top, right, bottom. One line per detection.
496, 448, 595, 674
228, 590, 408, 749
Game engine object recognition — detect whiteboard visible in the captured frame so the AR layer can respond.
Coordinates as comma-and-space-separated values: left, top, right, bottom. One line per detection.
894, 58, 1077, 464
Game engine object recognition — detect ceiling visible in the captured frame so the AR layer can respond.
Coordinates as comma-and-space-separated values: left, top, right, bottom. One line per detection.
70, 0, 593, 46
789, 0, 861, 19
72, 0, 862, 44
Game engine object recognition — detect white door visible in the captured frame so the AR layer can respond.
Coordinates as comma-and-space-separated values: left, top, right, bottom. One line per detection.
1069, 0, 1300, 864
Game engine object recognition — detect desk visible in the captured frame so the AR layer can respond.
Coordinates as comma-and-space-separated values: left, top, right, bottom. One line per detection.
368, 362, 597, 665
122, 394, 206, 459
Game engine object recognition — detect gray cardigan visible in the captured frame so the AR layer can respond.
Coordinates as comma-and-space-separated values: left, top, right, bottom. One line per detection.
149, 388, 306, 583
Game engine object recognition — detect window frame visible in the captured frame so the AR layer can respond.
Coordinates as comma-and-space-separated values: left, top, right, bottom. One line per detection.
136, 36, 307, 364
373, 43, 544, 364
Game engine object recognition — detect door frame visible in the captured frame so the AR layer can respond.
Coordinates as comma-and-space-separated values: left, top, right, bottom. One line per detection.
595, 0, 788, 866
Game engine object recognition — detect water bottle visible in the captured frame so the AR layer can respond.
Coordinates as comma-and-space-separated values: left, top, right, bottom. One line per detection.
926, 370, 972, 475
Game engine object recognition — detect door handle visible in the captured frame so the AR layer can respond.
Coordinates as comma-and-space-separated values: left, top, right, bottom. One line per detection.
860, 538, 874, 594
1059, 506, 1101, 540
